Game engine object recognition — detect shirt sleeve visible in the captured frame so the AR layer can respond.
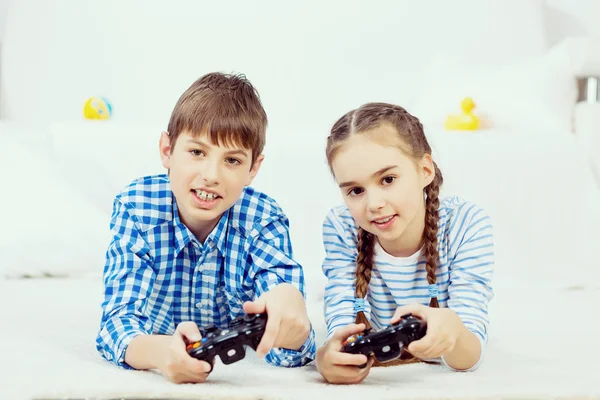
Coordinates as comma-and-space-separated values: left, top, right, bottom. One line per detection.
321, 208, 366, 340
443, 202, 495, 371
248, 215, 316, 367
95, 197, 156, 370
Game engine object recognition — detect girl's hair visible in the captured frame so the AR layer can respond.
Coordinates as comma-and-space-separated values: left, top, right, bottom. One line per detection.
326, 102, 443, 366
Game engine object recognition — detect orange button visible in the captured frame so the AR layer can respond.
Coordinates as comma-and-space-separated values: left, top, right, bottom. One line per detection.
193, 342, 200, 348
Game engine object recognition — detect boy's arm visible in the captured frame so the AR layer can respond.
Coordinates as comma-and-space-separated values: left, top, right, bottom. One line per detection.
96, 198, 156, 370
248, 216, 316, 367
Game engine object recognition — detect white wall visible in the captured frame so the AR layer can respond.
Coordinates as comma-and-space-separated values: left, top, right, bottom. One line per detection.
0, 0, 8, 38
1, 0, 599, 284
1, 0, 550, 136
545, 0, 600, 45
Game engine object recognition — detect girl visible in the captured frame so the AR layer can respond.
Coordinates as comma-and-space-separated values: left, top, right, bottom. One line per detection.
316, 103, 494, 384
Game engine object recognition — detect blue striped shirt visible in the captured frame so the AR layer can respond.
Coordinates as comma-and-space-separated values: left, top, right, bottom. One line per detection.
322, 195, 494, 370
96, 174, 316, 369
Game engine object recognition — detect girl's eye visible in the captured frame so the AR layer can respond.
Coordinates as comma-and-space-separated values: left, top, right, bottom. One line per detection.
348, 187, 364, 197
190, 149, 205, 157
382, 176, 395, 185
226, 158, 242, 165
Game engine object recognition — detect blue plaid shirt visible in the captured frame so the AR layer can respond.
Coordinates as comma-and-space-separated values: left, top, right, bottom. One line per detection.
96, 174, 316, 369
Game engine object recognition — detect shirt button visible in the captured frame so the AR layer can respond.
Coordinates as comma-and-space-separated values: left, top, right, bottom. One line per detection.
196, 302, 202, 309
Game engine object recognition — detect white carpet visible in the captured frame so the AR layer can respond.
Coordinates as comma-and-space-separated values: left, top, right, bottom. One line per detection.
2, 274, 599, 400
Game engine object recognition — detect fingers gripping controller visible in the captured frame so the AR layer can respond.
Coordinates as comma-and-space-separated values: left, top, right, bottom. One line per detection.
186, 314, 267, 369
342, 314, 427, 368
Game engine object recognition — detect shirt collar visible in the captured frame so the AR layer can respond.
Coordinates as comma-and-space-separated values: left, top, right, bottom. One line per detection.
172, 196, 230, 256
204, 207, 230, 256
172, 198, 195, 254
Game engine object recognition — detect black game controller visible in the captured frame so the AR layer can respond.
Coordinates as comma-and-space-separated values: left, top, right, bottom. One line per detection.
342, 313, 427, 367
186, 313, 267, 370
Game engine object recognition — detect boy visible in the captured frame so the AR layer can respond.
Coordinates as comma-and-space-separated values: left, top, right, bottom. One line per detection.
96, 72, 316, 383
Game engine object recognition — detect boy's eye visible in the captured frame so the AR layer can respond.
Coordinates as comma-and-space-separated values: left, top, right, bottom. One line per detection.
382, 176, 395, 185
226, 158, 242, 165
348, 187, 364, 197
190, 149, 205, 157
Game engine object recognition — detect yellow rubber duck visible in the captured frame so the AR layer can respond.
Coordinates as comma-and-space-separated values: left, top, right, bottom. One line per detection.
445, 97, 479, 130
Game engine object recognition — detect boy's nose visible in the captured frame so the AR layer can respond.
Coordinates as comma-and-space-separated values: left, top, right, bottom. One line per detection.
201, 161, 220, 185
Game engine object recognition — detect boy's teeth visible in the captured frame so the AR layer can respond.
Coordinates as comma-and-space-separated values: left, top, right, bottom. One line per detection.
195, 189, 218, 201
376, 216, 393, 223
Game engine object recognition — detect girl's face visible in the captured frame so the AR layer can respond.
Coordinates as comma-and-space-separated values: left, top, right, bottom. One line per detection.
331, 125, 435, 256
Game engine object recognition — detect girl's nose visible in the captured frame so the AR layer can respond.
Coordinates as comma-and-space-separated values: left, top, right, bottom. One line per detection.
366, 192, 385, 212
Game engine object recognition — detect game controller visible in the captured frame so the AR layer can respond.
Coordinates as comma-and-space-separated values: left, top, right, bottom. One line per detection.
186, 313, 267, 370
342, 313, 427, 368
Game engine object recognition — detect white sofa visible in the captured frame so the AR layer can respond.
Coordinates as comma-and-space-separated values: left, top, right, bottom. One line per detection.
3, 121, 599, 292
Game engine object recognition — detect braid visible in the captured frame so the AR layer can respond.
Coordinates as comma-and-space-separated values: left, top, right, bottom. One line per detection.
355, 227, 374, 328
355, 227, 422, 367
423, 162, 443, 308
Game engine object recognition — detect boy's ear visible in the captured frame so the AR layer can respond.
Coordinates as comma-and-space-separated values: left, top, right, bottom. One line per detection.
245, 154, 265, 186
159, 131, 172, 169
420, 153, 435, 189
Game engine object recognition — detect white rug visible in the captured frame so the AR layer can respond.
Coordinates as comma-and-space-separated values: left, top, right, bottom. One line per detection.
2, 274, 599, 400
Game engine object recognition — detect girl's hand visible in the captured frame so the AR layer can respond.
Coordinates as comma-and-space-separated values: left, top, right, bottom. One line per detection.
390, 303, 464, 359
316, 323, 374, 384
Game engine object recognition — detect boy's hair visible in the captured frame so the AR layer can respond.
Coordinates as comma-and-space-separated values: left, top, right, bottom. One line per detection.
167, 72, 267, 164
325, 102, 444, 366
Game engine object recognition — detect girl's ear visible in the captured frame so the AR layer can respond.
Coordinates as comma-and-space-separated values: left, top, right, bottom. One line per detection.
420, 154, 435, 189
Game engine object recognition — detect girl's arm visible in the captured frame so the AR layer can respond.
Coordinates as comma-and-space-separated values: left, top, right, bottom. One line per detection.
393, 201, 494, 371
440, 323, 483, 370
321, 207, 364, 339
318, 207, 376, 384
444, 202, 495, 370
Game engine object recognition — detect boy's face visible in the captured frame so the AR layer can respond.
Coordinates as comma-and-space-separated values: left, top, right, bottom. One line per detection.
160, 131, 263, 242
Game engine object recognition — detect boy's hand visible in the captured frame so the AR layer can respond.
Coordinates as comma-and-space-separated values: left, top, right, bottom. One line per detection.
316, 323, 374, 384
390, 304, 464, 359
157, 322, 213, 383
243, 283, 310, 356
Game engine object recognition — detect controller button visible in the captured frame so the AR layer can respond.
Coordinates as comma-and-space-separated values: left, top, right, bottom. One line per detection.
192, 342, 200, 349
